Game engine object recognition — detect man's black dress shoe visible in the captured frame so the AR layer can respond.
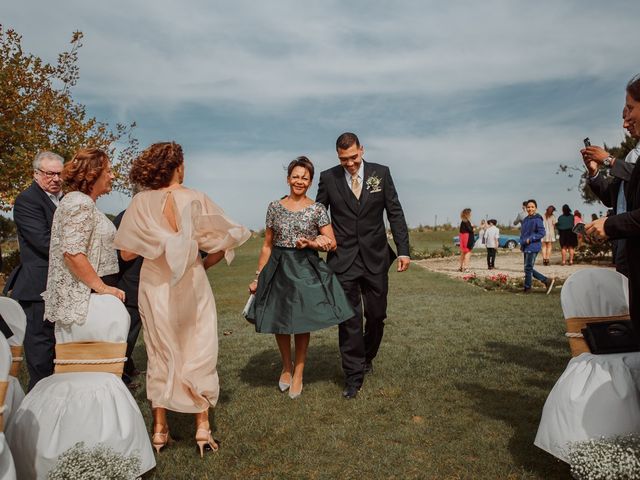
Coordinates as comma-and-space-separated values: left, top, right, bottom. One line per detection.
363, 362, 373, 375
342, 385, 359, 399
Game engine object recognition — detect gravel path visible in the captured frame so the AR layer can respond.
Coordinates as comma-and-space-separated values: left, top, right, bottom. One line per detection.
415, 250, 614, 281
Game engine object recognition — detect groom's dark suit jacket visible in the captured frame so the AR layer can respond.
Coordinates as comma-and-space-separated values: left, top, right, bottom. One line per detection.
3, 181, 57, 301
316, 161, 410, 274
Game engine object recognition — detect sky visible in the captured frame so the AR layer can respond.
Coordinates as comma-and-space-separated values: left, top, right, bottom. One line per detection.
3, 0, 638, 229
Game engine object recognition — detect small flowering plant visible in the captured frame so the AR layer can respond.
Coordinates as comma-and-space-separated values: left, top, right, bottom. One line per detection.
48, 442, 141, 480
365, 173, 382, 193
462, 272, 477, 282
568, 434, 640, 480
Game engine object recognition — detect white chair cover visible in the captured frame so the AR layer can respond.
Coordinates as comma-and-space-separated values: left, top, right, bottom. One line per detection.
7, 294, 155, 479
535, 268, 640, 462
560, 268, 629, 318
0, 336, 17, 480
0, 297, 26, 431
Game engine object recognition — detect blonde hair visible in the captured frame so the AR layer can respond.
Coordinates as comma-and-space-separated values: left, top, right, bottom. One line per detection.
460, 208, 471, 221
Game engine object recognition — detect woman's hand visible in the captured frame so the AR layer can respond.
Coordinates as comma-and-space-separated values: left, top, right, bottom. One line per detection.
314, 235, 332, 252
100, 285, 126, 302
249, 279, 258, 294
296, 237, 311, 249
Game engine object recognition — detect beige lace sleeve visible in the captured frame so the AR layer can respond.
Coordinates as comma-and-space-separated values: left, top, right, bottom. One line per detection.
59, 195, 96, 255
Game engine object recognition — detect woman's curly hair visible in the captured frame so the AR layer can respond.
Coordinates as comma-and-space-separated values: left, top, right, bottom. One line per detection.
62, 148, 110, 195
130, 142, 184, 190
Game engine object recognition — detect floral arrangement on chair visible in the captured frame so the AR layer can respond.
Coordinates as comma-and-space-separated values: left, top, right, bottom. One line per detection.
48, 442, 141, 480
568, 434, 640, 480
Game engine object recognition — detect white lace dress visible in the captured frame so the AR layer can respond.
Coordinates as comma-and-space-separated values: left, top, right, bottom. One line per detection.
42, 191, 118, 327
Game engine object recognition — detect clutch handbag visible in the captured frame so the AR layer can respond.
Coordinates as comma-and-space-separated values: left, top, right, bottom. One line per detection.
242, 294, 256, 324
581, 320, 640, 355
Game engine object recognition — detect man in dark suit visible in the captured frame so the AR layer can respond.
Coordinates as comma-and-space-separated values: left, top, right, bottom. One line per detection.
582, 107, 640, 277
317, 132, 410, 399
586, 75, 640, 340
3, 151, 64, 390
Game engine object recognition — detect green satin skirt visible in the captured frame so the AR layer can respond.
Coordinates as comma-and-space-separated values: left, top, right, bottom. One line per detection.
247, 247, 355, 334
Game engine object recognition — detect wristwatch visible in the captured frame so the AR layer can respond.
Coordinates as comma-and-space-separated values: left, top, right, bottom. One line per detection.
603, 155, 614, 168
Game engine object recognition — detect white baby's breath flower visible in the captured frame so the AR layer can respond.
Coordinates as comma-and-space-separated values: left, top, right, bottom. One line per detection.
48, 442, 141, 480
568, 434, 640, 480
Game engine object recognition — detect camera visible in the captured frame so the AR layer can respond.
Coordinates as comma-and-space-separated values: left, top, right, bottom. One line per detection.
583, 137, 591, 147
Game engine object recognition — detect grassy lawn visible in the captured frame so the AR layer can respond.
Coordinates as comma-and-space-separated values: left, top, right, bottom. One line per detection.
16, 232, 571, 479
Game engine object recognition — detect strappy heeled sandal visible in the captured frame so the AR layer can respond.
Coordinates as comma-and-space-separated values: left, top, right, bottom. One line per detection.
152, 425, 172, 454
195, 423, 219, 457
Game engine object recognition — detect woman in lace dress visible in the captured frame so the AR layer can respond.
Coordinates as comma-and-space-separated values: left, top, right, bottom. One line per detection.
114, 142, 250, 456
43, 148, 125, 327
246, 157, 354, 399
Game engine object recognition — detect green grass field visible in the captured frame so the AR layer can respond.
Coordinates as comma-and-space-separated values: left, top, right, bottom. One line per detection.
16, 232, 571, 479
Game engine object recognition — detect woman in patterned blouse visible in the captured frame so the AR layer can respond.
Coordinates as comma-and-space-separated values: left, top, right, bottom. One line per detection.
246, 157, 354, 399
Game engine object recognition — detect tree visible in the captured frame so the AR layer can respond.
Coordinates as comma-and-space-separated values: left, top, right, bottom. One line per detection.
557, 134, 636, 204
0, 26, 138, 211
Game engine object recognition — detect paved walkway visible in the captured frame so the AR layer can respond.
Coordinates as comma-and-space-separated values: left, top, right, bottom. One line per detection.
415, 251, 613, 281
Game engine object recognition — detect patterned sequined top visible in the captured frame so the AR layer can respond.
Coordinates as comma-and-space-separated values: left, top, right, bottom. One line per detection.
266, 200, 330, 248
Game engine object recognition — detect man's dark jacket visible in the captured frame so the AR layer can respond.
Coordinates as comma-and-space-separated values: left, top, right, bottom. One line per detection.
3, 181, 56, 300
316, 161, 409, 274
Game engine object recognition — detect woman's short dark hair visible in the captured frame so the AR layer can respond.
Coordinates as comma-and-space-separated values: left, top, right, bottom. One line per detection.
526, 199, 537, 208
627, 74, 640, 102
562, 204, 571, 216
287, 156, 314, 180
130, 142, 184, 190
336, 132, 360, 151
62, 148, 110, 195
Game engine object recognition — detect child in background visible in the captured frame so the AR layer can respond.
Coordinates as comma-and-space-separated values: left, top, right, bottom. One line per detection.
520, 199, 555, 294
484, 219, 500, 269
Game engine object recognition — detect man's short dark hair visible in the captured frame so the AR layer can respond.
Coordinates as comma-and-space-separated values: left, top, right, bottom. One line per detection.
488, 219, 497, 225
336, 132, 360, 151
627, 74, 640, 102
522, 201, 527, 206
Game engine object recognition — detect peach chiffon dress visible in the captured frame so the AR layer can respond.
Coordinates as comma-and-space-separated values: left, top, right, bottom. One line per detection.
113, 187, 250, 413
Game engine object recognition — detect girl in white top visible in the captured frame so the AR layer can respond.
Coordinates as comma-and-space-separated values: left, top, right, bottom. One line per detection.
541, 206, 557, 266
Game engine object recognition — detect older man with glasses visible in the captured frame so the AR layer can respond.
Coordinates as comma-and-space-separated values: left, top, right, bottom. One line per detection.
3, 151, 64, 390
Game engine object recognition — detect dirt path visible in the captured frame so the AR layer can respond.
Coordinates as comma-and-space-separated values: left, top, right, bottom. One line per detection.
415, 250, 613, 281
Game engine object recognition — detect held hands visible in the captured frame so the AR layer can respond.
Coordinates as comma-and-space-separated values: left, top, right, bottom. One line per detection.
295, 235, 332, 252
314, 235, 333, 252
249, 279, 258, 294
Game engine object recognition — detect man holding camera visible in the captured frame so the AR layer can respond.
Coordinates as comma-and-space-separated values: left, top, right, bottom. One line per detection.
582, 108, 640, 277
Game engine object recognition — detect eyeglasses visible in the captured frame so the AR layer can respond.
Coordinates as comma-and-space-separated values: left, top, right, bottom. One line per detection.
36, 169, 62, 178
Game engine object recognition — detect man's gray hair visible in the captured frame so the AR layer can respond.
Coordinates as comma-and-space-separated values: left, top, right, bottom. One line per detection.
33, 151, 64, 170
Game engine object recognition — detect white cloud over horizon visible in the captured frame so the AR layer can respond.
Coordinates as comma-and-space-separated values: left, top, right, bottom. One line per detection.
3, 0, 638, 231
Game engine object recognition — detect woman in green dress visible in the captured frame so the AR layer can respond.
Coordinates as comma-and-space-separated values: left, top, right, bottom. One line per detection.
247, 157, 354, 399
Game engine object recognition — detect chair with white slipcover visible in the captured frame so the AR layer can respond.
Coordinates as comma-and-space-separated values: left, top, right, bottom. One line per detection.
6, 294, 155, 479
0, 296, 27, 430
0, 335, 17, 480
534, 268, 640, 462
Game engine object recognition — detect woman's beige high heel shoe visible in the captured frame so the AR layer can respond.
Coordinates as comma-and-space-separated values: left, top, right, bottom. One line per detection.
151, 408, 171, 453
195, 411, 219, 457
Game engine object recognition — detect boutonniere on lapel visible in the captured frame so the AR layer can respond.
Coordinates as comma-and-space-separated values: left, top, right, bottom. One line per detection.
365, 173, 382, 193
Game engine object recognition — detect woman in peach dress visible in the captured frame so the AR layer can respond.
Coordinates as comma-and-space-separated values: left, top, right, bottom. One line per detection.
114, 142, 250, 456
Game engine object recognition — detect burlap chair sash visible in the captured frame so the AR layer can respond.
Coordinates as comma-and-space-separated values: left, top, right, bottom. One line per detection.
0, 380, 7, 432
54, 342, 127, 375
565, 314, 631, 357
10, 345, 23, 377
